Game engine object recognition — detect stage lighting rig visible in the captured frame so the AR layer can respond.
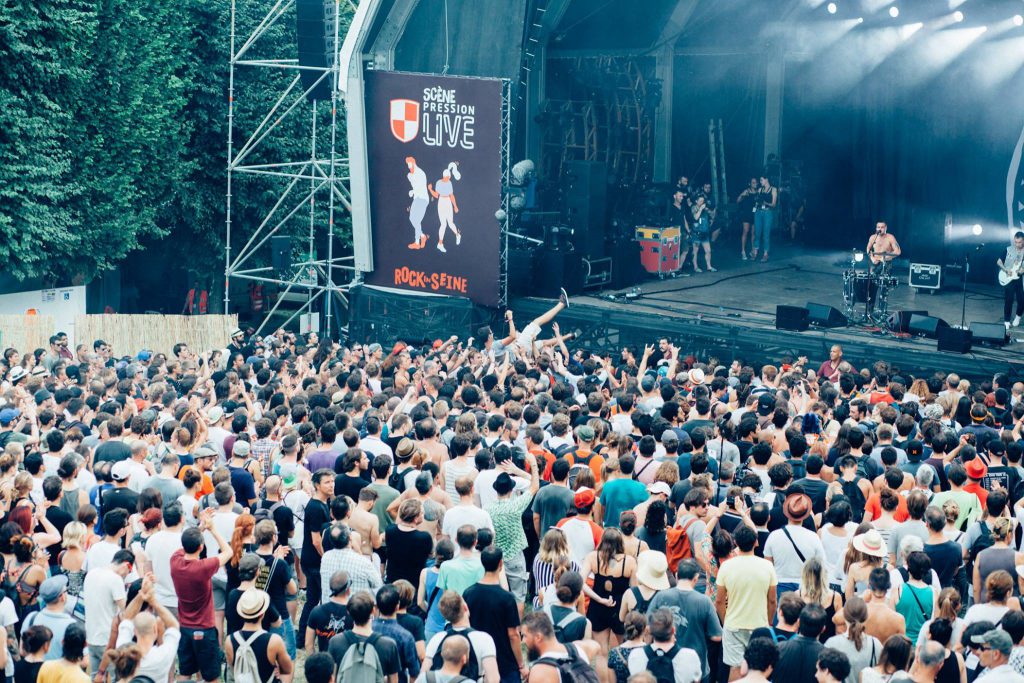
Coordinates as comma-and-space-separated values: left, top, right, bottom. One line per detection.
1015, 15, 1023, 27
889, 5, 899, 19
827, 2, 838, 15
972, 224, 983, 236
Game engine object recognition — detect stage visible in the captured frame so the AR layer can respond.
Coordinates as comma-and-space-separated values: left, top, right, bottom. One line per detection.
509, 244, 1024, 383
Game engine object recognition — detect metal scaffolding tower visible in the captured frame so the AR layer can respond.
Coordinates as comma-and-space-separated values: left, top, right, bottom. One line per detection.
224, 0, 357, 337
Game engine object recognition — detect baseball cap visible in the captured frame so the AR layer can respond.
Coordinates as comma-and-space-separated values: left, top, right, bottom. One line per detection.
39, 575, 68, 604
233, 441, 251, 458
574, 487, 596, 508
757, 393, 775, 416
205, 406, 224, 424
577, 425, 595, 441
33, 389, 52, 405
660, 429, 679, 444
111, 460, 133, 482
971, 628, 1013, 655
137, 350, 152, 362
0, 408, 20, 426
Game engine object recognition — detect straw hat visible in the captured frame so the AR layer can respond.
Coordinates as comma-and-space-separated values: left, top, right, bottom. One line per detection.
636, 551, 671, 591
852, 530, 887, 558
237, 589, 270, 620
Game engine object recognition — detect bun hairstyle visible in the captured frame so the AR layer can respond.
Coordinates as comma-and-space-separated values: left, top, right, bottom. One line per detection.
110, 644, 143, 681
555, 571, 584, 605
622, 611, 647, 641
11, 535, 35, 563
619, 511, 637, 536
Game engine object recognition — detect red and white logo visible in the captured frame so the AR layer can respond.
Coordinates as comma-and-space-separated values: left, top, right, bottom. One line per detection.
390, 99, 420, 143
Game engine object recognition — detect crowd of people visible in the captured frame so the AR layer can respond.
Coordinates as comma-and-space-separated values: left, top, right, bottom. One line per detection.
1, 307, 1024, 683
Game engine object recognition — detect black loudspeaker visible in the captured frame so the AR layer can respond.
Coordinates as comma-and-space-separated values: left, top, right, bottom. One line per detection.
806, 302, 847, 328
938, 327, 972, 354
610, 240, 643, 289
271, 235, 292, 276
908, 314, 950, 338
296, 0, 336, 101
534, 249, 584, 298
507, 248, 535, 296
970, 322, 1008, 345
776, 305, 809, 331
564, 161, 608, 259
887, 309, 929, 333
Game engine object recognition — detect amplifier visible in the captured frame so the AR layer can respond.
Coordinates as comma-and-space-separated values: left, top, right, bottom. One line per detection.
909, 263, 942, 290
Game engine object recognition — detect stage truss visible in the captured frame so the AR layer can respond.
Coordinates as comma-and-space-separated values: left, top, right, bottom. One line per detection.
224, 0, 358, 337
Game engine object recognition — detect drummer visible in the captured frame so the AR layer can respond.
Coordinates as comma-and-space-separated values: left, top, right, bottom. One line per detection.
867, 221, 901, 273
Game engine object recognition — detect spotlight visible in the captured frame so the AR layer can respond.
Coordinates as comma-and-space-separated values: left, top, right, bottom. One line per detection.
854, 251, 864, 263
1015, 15, 1023, 27
953, 10, 964, 22
827, 2, 838, 14
972, 224, 983, 236
889, 5, 899, 18
857, 16, 864, 23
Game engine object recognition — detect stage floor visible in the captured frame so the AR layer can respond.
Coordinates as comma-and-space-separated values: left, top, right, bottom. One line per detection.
510, 244, 1023, 381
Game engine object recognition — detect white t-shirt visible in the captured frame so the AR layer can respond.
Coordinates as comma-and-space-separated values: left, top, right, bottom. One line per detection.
0, 597, 17, 677
763, 525, 826, 583
424, 627, 496, 674
146, 529, 183, 607
123, 460, 150, 494
284, 489, 310, 551
43, 454, 62, 476
204, 510, 239, 580
473, 470, 528, 510
84, 539, 121, 573
628, 644, 702, 683
177, 494, 199, 527
117, 621, 180, 681
441, 504, 494, 544
83, 566, 127, 646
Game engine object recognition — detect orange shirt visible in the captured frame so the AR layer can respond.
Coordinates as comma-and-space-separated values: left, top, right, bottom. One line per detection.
178, 466, 214, 499
865, 492, 908, 522
964, 482, 989, 509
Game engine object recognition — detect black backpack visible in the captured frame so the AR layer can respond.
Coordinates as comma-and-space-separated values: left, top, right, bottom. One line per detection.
535, 644, 600, 683
968, 521, 995, 566
254, 500, 283, 525
430, 627, 479, 681
551, 608, 587, 644
389, 465, 415, 493
644, 644, 681, 683
840, 478, 867, 521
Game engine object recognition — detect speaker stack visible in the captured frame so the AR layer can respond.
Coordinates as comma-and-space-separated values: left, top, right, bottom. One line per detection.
776, 305, 810, 331
805, 303, 847, 328
907, 314, 950, 339
969, 322, 1008, 346
296, 0, 337, 101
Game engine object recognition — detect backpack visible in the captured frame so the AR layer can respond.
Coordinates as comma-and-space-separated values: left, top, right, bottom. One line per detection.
254, 500, 283, 525
968, 521, 995, 566
839, 477, 867, 522
337, 631, 385, 683
644, 644, 681, 683
389, 466, 415, 493
534, 643, 600, 683
552, 609, 587, 644
231, 630, 269, 683
430, 628, 480, 681
567, 452, 594, 488
855, 454, 878, 481
664, 518, 699, 573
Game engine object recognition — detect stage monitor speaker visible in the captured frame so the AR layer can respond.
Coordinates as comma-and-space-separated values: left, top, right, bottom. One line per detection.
937, 327, 972, 354
271, 235, 292, 276
908, 314, 949, 338
563, 161, 608, 259
776, 305, 809, 332
806, 302, 847, 328
296, 0, 336, 101
534, 249, 584, 298
887, 309, 929, 333
970, 322, 1008, 345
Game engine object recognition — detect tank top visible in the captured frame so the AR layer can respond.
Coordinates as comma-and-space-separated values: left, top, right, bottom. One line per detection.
977, 547, 1017, 601
629, 586, 657, 615
896, 583, 933, 643
443, 460, 474, 503
593, 556, 630, 601
58, 488, 80, 518
231, 629, 275, 683
935, 651, 960, 683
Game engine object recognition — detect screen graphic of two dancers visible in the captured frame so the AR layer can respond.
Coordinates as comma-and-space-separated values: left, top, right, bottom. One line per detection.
405, 158, 462, 253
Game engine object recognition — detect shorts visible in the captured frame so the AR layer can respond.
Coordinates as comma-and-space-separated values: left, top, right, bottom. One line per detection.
516, 322, 542, 353
723, 628, 754, 667
212, 576, 227, 611
504, 551, 528, 604
178, 627, 222, 681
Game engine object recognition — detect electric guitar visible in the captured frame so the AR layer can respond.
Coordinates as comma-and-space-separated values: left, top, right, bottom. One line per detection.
998, 258, 1024, 286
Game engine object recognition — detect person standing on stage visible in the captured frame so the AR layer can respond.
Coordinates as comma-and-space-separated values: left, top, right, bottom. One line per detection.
997, 230, 1024, 331
690, 195, 716, 273
866, 222, 901, 272
751, 175, 778, 263
737, 178, 758, 261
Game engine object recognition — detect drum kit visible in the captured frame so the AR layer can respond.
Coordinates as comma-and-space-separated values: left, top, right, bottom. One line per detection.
843, 250, 899, 325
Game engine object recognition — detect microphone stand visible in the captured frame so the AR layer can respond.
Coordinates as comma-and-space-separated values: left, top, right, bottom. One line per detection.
960, 250, 970, 329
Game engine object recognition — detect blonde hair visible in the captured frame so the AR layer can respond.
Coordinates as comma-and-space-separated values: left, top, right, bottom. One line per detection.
539, 528, 570, 565
62, 522, 87, 550
653, 461, 680, 487
937, 587, 961, 621
801, 556, 829, 605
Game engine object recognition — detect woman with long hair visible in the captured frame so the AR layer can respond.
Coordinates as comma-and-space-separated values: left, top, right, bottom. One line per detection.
860, 634, 913, 683
636, 501, 668, 553
916, 588, 965, 651
418, 538, 455, 643
533, 529, 579, 609
906, 378, 930, 403
824, 597, 882, 683
845, 530, 888, 600
583, 527, 637, 651
618, 511, 648, 558
226, 513, 257, 594
800, 556, 845, 642
972, 517, 1022, 604
607, 611, 647, 683
59, 522, 88, 619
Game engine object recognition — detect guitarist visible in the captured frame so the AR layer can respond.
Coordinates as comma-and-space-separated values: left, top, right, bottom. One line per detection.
998, 231, 1024, 331
866, 221, 901, 274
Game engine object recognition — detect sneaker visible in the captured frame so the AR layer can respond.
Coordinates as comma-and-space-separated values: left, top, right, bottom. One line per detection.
1007, 321, 1012, 331
707, 267, 717, 272
559, 288, 570, 308
437, 243, 447, 253
1015, 316, 1021, 327
694, 267, 703, 273
741, 253, 748, 261
455, 232, 462, 246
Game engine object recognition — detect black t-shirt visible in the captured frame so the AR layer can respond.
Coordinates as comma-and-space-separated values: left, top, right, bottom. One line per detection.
794, 478, 829, 514
255, 552, 293, 615
255, 499, 295, 548
334, 474, 369, 501
14, 660, 42, 683
924, 541, 963, 588
302, 499, 331, 568
464, 583, 521, 675
44, 506, 73, 565
228, 464, 257, 506
94, 441, 132, 464
396, 612, 425, 644
309, 601, 352, 651
327, 631, 400, 676
225, 588, 281, 635
102, 487, 140, 516
384, 526, 434, 590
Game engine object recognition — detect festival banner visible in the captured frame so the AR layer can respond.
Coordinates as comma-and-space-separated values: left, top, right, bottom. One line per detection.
364, 71, 503, 307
